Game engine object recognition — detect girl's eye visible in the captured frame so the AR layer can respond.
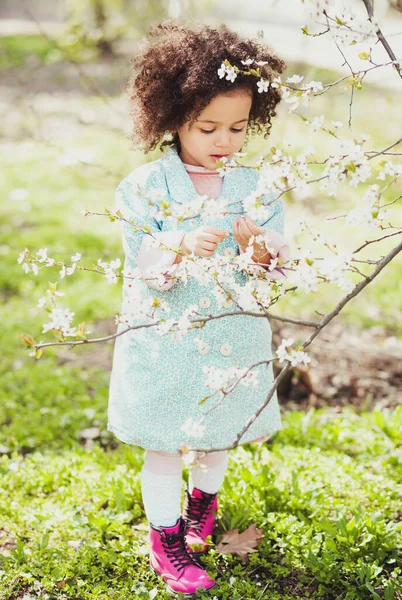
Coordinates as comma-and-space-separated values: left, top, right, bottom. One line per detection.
200, 128, 245, 134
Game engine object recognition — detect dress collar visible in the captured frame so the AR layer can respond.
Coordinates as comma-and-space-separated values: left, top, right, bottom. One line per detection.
160, 145, 241, 205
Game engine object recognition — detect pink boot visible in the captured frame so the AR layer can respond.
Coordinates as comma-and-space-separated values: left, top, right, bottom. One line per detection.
183, 486, 218, 554
149, 516, 216, 595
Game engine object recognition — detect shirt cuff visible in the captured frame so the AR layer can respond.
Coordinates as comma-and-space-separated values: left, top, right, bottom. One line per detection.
137, 230, 186, 291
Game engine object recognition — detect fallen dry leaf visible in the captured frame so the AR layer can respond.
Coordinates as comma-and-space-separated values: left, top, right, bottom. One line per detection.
215, 523, 263, 561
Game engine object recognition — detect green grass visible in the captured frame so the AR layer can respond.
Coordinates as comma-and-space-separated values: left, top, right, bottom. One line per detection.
0, 409, 401, 599
0, 51, 401, 599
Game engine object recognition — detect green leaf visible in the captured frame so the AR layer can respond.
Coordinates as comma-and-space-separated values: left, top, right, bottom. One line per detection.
358, 52, 370, 60
198, 395, 212, 405
365, 582, 382, 600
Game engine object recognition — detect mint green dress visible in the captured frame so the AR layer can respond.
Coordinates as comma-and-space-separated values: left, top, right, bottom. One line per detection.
107, 146, 286, 453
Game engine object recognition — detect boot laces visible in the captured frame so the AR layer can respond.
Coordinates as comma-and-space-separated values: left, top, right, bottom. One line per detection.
185, 490, 215, 532
161, 520, 199, 572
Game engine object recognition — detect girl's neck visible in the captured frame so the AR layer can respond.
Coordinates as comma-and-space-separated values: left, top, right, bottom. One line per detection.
181, 161, 223, 200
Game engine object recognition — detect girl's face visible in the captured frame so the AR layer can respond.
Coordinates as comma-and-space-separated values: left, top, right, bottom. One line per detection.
175, 90, 252, 170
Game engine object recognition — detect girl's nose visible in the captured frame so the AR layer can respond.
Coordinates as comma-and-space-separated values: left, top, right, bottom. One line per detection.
215, 130, 230, 148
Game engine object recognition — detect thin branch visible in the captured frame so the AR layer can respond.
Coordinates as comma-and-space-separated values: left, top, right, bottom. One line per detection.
186, 238, 402, 452
361, 0, 402, 78
34, 309, 319, 351
353, 230, 402, 254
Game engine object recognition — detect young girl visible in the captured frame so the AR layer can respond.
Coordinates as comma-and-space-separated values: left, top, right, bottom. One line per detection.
107, 20, 289, 596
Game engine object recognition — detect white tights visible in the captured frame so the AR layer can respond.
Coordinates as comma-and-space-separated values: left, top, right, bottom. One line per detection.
140, 450, 229, 527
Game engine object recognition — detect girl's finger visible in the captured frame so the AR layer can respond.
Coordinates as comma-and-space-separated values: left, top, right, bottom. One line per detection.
235, 220, 247, 245
239, 217, 255, 240
245, 217, 264, 235
237, 218, 246, 240
236, 219, 249, 245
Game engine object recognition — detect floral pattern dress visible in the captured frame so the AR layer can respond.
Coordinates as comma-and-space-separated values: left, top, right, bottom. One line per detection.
107, 145, 289, 453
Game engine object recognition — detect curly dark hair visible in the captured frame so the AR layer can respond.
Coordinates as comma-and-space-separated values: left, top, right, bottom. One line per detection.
128, 20, 287, 153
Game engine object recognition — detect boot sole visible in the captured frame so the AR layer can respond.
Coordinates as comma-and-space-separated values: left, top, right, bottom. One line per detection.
149, 565, 217, 597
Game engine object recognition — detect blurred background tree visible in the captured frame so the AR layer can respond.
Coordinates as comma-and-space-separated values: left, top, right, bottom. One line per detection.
63, 0, 168, 58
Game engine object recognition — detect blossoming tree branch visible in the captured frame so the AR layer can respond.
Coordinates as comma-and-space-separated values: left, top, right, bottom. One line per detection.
19, 0, 402, 454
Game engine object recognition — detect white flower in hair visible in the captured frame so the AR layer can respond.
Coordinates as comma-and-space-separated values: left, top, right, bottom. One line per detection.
225, 66, 237, 83
217, 62, 227, 79
257, 78, 270, 93
217, 61, 238, 83
255, 60, 268, 66
241, 58, 253, 65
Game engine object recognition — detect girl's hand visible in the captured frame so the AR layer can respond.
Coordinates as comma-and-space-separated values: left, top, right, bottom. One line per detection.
233, 217, 266, 254
182, 226, 229, 258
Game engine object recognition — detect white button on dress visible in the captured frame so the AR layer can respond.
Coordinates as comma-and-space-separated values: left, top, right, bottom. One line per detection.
225, 247, 236, 258
197, 341, 210, 355
219, 343, 233, 356
199, 296, 211, 309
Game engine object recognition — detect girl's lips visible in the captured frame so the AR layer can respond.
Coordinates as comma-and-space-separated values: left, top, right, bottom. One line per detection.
211, 154, 229, 159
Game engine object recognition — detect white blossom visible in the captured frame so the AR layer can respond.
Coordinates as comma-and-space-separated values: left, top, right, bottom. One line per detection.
37, 248, 48, 262
349, 162, 371, 187
225, 66, 237, 83
202, 365, 259, 393
287, 250, 319, 293
242, 192, 271, 222
286, 74, 304, 84
270, 76, 282, 89
97, 257, 121, 284
277, 338, 311, 367
215, 156, 237, 177
218, 62, 227, 79
201, 197, 229, 221
18, 249, 29, 264
42, 307, 76, 337
308, 115, 324, 133
66, 263, 77, 276
377, 161, 402, 180
257, 78, 270, 93
345, 184, 381, 228
319, 252, 354, 292
302, 80, 323, 94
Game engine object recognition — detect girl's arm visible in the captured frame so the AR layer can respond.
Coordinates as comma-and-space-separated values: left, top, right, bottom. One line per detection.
116, 177, 184, 292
